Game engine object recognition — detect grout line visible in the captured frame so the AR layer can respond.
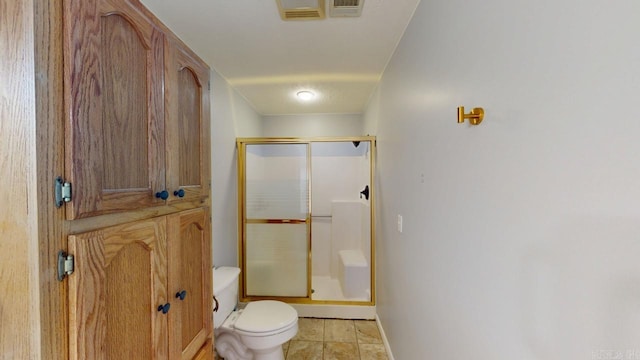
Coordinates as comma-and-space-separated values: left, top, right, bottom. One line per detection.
322, 318, 325, 359
354, 320, 361, 360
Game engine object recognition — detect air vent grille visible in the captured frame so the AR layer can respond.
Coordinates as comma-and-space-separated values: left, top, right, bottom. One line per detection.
334, 0, 360, 6
276, 0, 326, 21
284, 10, 323, 19
329, 0, 364, 17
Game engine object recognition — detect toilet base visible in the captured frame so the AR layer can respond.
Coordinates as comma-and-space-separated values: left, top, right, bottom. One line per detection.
252, 346, 285, 360
215, 337, 285, 360
214, 332, 252, 360
215, 322, 297, 360
237, 322, 298, 360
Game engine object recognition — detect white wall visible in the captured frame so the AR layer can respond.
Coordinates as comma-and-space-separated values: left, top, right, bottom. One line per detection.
211, 68, 262, 267
365, 1, 640, 359
262, 113, 364, 137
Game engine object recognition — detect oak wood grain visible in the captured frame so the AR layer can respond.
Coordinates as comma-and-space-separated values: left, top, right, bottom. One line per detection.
68, 217, 168, 360
101, 14, 149, 190
167, 208, 213, 360
192, 339, 213, 360
178, 67, 202, 187
4, 0, 214, 359
0, 0, 39, 358
165, 34, 211, 207
34, 0, 69, 358
67, 198, 208, 234
63, 0, 166, 219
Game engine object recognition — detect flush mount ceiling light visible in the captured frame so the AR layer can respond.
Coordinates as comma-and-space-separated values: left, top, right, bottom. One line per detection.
296, 90, 315, 101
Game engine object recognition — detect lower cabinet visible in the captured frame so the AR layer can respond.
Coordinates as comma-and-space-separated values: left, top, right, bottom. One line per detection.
67, 208, 212, 360
192, 340, 214, 360
167, 208, 212, 359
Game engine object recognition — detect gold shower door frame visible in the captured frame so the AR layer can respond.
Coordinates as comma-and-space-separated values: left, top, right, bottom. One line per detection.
237, 136, 376, 306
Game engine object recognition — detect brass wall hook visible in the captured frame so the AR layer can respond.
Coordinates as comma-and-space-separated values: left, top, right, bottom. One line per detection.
457, 106, 484, 125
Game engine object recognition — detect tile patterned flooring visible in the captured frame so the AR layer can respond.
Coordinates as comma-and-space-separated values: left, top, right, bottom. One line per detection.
216, 318, 388, 360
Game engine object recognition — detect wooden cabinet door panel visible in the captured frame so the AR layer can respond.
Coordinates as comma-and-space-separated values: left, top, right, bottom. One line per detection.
68, 217, 168, 360
167, 208, 212, 360
165, 36, 211, 205
63, 0, 165, 219
192, 340, 213, 360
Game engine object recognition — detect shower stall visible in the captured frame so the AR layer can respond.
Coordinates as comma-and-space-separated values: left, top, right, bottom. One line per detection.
236, 137, 375, 312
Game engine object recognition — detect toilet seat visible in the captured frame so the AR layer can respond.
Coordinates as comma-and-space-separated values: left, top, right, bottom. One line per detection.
234, 300, 298, 336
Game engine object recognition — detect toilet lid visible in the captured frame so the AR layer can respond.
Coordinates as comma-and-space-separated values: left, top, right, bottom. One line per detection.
234, 300, 298, 334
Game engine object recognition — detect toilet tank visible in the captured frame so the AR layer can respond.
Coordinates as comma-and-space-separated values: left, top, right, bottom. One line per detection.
213, 266, 241, 329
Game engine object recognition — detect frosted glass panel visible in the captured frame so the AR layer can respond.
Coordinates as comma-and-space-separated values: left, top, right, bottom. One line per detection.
246, 144, 308, 219
246, 223, 308, 297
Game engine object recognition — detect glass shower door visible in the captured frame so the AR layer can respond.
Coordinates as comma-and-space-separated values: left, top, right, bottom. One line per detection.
242, 143, 310, 298
310, 140, 372, 302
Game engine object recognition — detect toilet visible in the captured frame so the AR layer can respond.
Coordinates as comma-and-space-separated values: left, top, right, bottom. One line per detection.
213, 266, 298, 360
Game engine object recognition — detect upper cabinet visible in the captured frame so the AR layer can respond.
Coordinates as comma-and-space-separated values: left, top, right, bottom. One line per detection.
63, 0, 166, 219
164, 35, 211, 205
63, 0, 210, 219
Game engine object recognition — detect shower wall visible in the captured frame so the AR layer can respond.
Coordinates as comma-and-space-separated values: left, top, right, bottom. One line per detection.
329, 201, 370, 278
311, 142, 371, 280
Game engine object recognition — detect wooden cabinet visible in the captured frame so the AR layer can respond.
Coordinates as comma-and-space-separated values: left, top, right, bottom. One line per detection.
68, 208, 212, 360
68, 217, 169, 359
4, 0, 212, 359
168, 208, 212, 359
192, 340, 214, 360
164, 35, 211, 205
63, 0, 166, 219
61, 0, 213, 359
63, 0, 211, 219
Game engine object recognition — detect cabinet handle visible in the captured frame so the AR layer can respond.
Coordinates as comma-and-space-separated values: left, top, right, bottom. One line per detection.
155, 190, 169, 200
157, 303, 171, 314
173, 189, 185, 198
176, 290, 187, 300
213, 296, 219, 313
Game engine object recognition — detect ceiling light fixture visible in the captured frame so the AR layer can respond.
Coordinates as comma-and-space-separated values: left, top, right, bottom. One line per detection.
296, 90, 315, 101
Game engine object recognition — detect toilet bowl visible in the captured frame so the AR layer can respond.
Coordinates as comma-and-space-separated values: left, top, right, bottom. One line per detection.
213, 267, 298, 360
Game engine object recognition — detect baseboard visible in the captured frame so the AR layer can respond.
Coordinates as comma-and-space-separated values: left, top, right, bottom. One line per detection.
375, 314, 395, 360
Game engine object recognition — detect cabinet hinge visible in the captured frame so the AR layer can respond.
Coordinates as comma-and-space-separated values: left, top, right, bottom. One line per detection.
57, 250, 74, 281
54, 176, 72, 207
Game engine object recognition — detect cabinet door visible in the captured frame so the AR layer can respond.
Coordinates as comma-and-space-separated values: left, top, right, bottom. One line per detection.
164, 35, 211, 204
167, 208, 213, 360
68, 217, 168, 360
63, 0, 165, 219
192, 340, 213, 360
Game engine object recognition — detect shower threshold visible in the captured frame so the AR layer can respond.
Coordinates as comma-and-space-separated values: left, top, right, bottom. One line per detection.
311, 275, 369, 302
240, 276, 375, 319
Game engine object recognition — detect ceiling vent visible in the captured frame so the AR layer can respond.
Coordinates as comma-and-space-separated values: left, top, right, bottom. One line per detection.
329, 0, 364, 17
276, 0, 326, 21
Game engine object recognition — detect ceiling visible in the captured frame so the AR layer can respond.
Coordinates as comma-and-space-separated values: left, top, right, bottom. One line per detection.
141, 0, 421, 115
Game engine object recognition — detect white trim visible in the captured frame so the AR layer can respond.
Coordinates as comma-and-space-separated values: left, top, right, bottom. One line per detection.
375, 314, 394, 360
290, 304, 376, 319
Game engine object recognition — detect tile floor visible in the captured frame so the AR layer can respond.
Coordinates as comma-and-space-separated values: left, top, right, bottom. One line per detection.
216, 318, 388, 360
